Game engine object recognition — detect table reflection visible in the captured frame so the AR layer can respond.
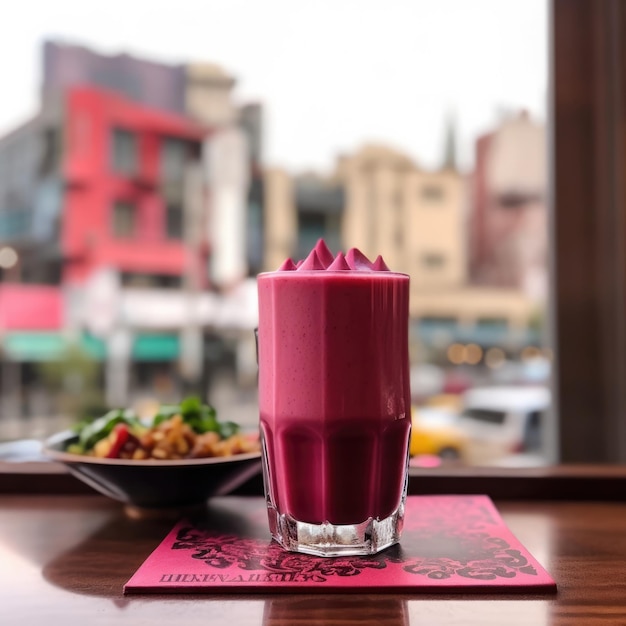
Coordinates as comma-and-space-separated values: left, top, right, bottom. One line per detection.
263, 596, 408, 626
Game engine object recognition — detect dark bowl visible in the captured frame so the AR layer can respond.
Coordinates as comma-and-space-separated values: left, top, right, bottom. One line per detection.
43, 431, 262, 511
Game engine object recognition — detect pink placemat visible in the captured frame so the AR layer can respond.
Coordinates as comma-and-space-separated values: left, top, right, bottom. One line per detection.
124, 495, 556, 594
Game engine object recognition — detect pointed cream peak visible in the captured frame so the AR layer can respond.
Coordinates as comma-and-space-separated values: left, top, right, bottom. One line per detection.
314, 239, 334, 268
298, 249, 326, 270
277, 258, 297, 271
371, 255, 390, 271
345, 248, 373, 271
327, 251, 351, 270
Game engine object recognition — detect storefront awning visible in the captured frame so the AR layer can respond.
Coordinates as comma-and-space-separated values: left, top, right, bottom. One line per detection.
2, 333, 67, 362
1, 332, 180, 362
132, 334, 179, 361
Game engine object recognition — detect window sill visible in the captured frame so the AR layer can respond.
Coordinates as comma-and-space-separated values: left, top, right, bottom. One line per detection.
2, 460, 626, 501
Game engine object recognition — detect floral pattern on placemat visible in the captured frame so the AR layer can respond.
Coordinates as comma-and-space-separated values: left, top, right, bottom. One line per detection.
170, 495, 538, 583
172, 529, 397, 582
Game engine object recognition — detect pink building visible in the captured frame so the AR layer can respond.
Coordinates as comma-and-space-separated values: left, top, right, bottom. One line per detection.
0, 41, 263, 419
469, 111, 548, 303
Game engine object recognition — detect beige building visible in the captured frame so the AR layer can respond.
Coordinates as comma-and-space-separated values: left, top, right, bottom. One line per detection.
263, 142, 539, 341
336, 145, 466, 296
185, 63, 238, 127
263, 168, 298, 272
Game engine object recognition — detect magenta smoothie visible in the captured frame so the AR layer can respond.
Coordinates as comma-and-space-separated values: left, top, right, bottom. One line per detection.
257, 240, 411, 528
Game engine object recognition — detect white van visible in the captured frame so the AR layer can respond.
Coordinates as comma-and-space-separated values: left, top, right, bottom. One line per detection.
456, 385, 551, 465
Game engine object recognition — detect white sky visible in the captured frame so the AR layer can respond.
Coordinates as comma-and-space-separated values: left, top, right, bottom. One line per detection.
0, 0, 547, 172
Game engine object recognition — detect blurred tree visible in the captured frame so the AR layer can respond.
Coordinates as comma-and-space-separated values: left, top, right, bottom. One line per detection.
36, 344, 107, 421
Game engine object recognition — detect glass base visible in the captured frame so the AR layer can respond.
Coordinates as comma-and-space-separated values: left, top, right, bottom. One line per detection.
265, 501, 405, 557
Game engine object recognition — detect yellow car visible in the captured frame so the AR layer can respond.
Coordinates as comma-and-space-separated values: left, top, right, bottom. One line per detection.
409, 406, 467, 461
425, 393, 463, 413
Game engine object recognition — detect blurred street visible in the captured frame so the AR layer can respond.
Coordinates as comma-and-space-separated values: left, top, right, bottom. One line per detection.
0, 373, 261, 444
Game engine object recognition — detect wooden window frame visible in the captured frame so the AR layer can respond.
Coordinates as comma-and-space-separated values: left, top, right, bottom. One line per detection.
552, 0, 626, 462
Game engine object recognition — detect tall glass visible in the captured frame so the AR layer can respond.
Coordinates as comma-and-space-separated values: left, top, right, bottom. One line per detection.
257, 245, 411, 557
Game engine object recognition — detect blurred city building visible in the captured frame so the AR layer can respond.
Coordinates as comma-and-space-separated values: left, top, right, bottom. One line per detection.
336, 144, 467, 292
0, 41, 548, 424
0, 41, 261, 418
470, 110, 547, 302
263, 118, 546, 369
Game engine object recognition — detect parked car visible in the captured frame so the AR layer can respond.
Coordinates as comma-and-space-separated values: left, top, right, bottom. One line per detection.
410, 364, 445, 402
455, 385, 550, 464
409, 406, 468, 461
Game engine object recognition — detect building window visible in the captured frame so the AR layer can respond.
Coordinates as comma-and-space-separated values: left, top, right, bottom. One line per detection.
111, 128, 137, 174
112, 200, 135, 237
420, 316, 458, 329
417, 317, 458, 343
246, 182, 264, 275
165, 203, 184, 239
160, 137, 190, 183
421, 252, 446, 269
476, 317, 509, 329
121, 272, 182, 288
39, 128, 61, 175
0, 200, 30, 239
297, 212, 327, 260
160, 138, 194, 240
497, 191, 542, 208
421, 184, 445, 202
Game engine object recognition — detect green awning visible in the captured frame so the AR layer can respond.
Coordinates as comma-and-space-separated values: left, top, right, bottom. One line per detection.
2, 333, 67, 362
2, 332, 180, 362
132, 333, 179, 361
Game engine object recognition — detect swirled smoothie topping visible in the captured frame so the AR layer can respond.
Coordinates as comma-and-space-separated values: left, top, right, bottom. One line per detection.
278, 239, 390, 272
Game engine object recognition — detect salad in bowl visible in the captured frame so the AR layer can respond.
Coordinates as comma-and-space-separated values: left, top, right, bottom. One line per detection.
43, 397, 262, 511
66, 396, 259, 460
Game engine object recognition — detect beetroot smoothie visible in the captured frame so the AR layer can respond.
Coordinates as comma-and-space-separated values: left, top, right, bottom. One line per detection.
257, 240, 411, 555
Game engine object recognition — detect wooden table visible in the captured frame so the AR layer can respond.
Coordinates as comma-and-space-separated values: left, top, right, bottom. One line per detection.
2, 491, 626, 626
